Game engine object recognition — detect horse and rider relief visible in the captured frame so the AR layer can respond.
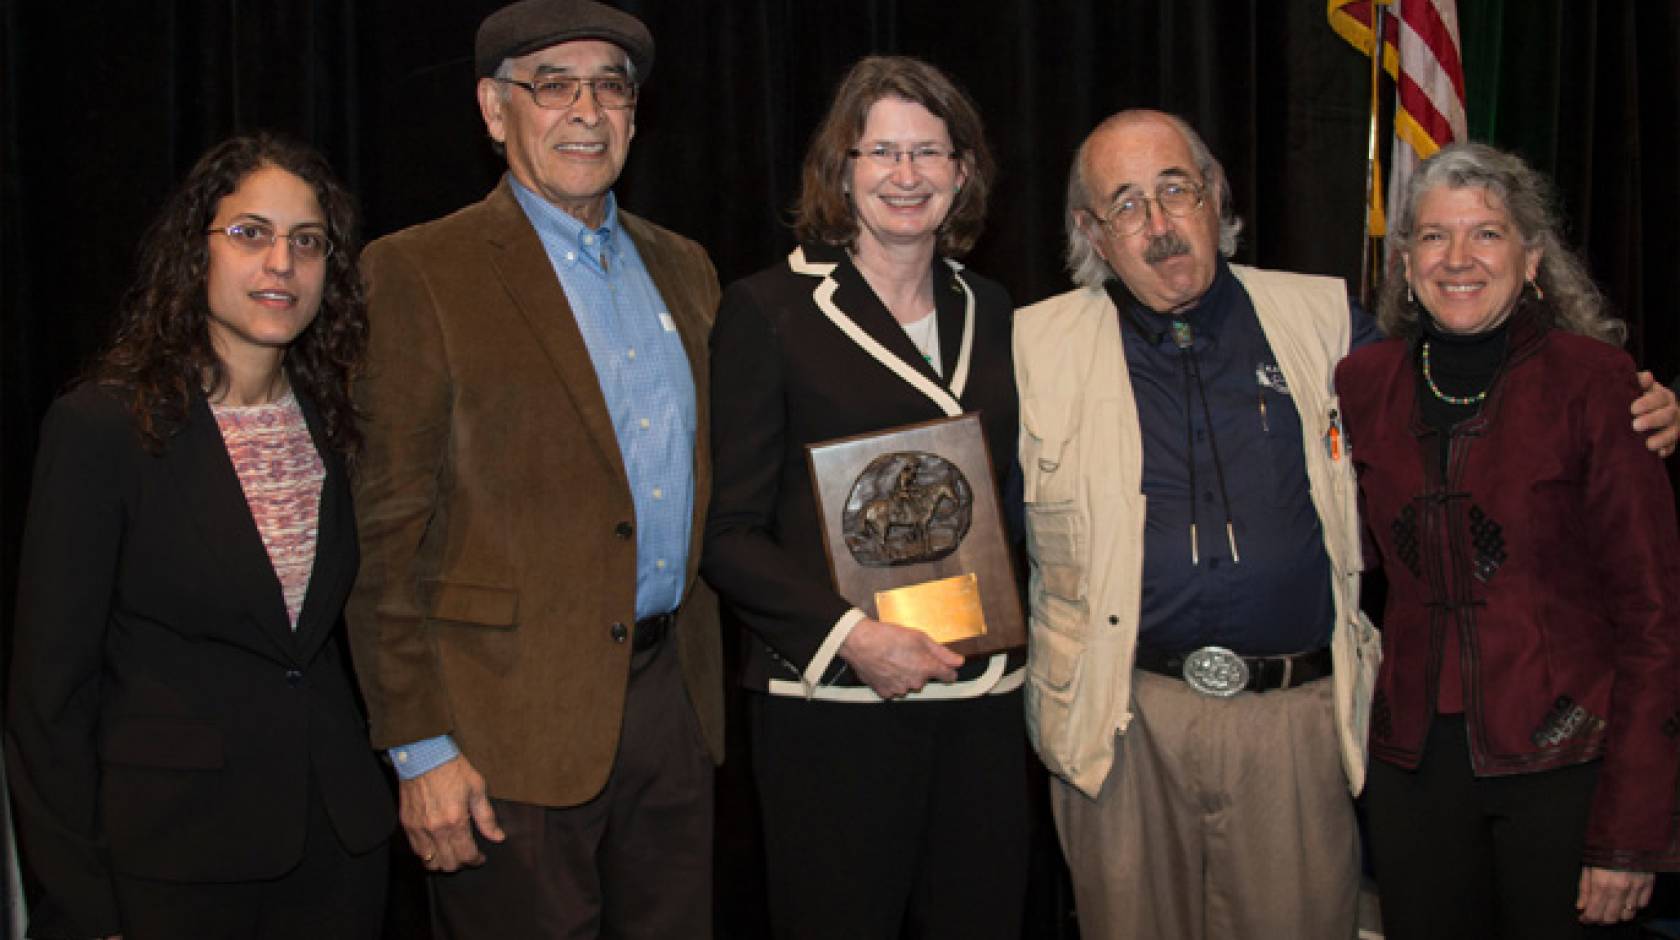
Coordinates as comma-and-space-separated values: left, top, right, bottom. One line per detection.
842, 452, 974, 567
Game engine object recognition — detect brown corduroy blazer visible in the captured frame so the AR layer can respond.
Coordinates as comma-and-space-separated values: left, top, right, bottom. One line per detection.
347, 180, 724, 808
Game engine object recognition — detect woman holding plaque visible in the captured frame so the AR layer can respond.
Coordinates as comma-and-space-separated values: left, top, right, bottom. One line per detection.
703, 56, 1027, 938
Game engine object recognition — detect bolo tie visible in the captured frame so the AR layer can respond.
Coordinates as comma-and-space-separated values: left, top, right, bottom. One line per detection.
1123, 304, 1241, 566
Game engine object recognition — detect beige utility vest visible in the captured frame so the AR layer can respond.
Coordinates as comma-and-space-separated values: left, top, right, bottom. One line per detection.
1014, 265, 1381, 798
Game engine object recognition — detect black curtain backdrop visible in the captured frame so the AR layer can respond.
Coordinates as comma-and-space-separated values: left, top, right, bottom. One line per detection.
3, 2, 1677, 937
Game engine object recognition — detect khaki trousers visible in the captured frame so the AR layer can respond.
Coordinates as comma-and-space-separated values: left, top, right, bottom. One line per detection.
1051, 670, 1359, 940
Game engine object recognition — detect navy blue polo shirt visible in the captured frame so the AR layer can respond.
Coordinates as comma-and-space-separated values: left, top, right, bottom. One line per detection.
1111, 260, 1379, 655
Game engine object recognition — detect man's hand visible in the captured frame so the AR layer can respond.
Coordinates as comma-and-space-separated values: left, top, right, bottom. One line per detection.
1577, 866, 1654, 925
1632, 371, 1678, 457
398, 755, 505, 872
839, 618, 964, 699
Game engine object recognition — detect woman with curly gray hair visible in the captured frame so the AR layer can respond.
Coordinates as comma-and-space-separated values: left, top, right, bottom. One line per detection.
1336, 141, 1680, 939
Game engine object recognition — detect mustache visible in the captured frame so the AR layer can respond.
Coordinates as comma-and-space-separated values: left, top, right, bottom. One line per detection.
1143, 231, 1192, 264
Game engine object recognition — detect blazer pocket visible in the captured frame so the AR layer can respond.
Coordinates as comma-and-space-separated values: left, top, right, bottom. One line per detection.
100, 716, 224, 770
423, 579, 519, 627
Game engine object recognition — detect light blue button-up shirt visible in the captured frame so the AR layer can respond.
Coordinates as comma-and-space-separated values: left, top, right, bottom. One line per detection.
390, 179, 697, 779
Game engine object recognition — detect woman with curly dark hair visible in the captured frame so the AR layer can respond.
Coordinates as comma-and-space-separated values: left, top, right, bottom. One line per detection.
6, 133, 395, 939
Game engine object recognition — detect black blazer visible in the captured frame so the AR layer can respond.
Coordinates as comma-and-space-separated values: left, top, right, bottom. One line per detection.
703, 244, 1022, 694
5, 384, 394, 939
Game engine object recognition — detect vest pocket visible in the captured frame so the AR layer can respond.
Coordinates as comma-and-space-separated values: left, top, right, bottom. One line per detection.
1025, 610, 1087, 775
1025, 502, 1088, 603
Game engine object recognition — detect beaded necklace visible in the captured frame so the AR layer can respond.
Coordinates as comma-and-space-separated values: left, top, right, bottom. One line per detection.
1420, 340, 1488, 405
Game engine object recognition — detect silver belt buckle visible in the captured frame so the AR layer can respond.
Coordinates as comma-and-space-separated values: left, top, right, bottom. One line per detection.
1182, 646, 1250, 697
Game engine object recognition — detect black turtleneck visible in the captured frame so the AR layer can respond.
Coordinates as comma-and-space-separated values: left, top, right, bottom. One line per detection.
1415, 314, 1511, 437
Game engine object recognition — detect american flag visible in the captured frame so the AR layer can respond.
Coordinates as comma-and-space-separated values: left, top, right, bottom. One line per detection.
1329, 0, 1468, 257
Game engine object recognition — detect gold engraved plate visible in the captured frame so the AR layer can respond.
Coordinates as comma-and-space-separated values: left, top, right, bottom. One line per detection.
876, 573, 987, 644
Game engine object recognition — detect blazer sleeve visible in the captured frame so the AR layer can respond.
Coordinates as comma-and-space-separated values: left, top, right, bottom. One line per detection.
346, 237, 458, 750
702, 278, 858, 675
1577, 356, 1680, 868
5, 390, 128, 938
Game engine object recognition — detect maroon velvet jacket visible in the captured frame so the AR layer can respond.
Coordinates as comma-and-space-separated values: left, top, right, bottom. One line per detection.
1335, 310, 1680, 869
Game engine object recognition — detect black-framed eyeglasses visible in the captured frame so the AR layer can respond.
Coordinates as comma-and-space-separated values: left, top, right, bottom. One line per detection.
206, 222, 334, 261
1093, 180, 1207, 236
497, 75, 638, 110
846, 145, 961, 170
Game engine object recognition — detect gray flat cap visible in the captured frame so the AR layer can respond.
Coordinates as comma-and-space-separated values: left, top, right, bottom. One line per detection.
475, 0, 654, 79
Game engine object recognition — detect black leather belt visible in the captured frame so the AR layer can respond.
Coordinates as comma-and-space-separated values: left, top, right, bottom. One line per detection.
1134, 645, 1332, 697
633, 612, 675, 652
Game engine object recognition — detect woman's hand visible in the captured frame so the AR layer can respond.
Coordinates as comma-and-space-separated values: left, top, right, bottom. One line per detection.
1576, 866, 1654, 924
839, 618, 964, 699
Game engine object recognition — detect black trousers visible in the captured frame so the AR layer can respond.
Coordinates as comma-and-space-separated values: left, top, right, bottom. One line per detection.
427, 636, 715, 939
112, 771, 388, 940
751, 689, 1030, 940
1366, 714, 1637, 940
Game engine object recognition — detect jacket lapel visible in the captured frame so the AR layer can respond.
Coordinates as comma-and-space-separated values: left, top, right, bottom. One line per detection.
788, 245, 967, 417
290, 393, 355, 660
622, 211, 712, 582
171, 396, 297, 660
481, 181, 629, 489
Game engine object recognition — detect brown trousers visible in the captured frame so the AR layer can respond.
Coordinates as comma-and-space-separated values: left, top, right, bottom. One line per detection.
428, 637, 715, 939
1051, 670, 1359, 940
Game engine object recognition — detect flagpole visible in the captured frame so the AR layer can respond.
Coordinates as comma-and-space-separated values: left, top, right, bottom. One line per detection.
1358, 0, 1390, 309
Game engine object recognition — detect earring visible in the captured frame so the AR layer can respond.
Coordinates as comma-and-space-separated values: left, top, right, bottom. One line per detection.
1406, 283, 1415, 304
1528, 277, 1544, 301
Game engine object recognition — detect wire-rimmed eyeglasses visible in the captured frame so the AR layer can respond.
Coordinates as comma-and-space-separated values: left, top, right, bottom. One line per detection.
1092, 180, 1207, 236
846, 145, 961, 170
206, 222, 334, 262
497, 75, 638, 110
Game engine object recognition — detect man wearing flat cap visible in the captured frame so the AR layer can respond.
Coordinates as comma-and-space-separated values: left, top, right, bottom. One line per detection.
347, 0, 724, 934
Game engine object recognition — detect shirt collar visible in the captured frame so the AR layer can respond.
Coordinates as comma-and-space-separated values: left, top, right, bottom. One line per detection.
507, 174, 621, 266
1107, 257, 1238, 349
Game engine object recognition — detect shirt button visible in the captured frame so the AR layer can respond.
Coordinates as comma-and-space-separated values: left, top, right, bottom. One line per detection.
639, 418, 650, 430
656, 559, 667, 570
395, 750, 410, 765
652, 487, 663, 499
583, 233, 595, 246
285, 668, 303, 687
1108, 615, 1119, 625
626, 348, 637, 360
615, 521, 634, 539
565, 251, 577, 262
610, 622, 628, 643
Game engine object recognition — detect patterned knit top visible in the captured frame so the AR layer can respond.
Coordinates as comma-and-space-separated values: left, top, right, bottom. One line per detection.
210, 391, 324, 629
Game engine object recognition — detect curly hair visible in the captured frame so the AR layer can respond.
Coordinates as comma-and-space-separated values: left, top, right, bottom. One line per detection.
1064, 110, 1244, 289
792, 55, 994, 257
1377, 141, 1622, 345
92, 132, 368, 453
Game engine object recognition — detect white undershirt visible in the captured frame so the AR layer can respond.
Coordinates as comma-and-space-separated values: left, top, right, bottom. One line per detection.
901, 311, 942, 375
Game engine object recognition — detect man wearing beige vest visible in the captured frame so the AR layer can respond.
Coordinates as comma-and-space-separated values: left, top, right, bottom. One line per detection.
1014, 109, 1678, 938
347, 1, 723, 935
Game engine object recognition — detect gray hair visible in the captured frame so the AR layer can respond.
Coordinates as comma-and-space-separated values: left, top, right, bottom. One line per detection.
1064, 110, 1244, 288
1377, 141, 1621, 345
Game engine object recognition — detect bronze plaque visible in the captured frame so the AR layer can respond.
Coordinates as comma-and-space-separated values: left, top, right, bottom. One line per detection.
807, 414, 1025, 656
